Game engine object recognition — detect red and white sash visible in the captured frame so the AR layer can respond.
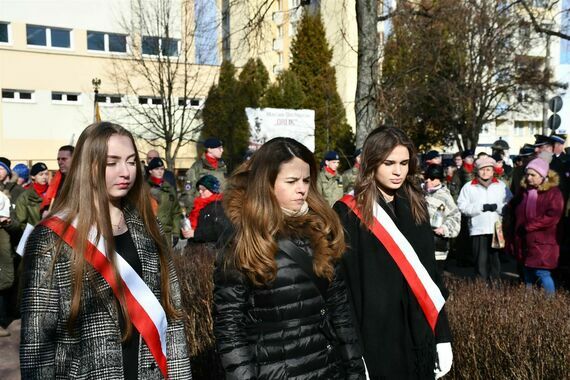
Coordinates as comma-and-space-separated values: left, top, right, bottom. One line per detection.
41, 216, 168, 378
340, 194, 445, 331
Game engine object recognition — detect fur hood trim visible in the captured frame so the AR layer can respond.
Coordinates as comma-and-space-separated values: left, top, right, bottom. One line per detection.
520, 169, 559, 192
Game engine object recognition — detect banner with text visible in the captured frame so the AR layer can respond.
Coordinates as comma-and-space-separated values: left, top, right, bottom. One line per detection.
245, 108, 315, 152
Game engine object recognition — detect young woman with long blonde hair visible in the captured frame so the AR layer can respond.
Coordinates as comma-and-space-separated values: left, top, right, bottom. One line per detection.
20, 122, 191, 379
214, 137, 364, 379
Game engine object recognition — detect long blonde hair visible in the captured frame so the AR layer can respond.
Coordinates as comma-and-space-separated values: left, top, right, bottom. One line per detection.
223, 137, 345, 286
50, 122, 177, 338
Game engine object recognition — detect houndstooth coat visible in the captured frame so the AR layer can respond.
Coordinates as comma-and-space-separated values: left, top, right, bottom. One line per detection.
19, 205, 192, 379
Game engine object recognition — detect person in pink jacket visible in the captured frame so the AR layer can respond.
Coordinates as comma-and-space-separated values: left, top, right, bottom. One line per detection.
506, 157, 564, 294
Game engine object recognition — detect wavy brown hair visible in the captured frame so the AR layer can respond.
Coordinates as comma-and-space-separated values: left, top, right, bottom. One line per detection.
223, 137, 345, 286
354, 126, 428, 227
49, 122, 178, 339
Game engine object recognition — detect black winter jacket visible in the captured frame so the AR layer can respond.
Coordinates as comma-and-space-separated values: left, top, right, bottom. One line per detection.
213, 241, 365, 380
193, 200, 229, 244
334, 192, 452, 380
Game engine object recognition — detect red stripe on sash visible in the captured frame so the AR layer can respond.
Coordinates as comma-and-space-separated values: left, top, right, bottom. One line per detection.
340, 194, 441, 331
41, 217, 168, 378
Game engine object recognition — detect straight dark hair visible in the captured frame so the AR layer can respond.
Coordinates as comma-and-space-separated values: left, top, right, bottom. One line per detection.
354, 126, 428, 226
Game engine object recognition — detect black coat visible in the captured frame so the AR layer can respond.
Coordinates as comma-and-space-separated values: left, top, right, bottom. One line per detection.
193, 200, 229, 244
213, 240, 365, 380
334, 193, 451, 380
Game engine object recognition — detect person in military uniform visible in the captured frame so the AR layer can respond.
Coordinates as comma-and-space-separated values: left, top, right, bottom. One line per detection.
342, 148, 361, 193
182, 137, 227, 209
317, 150, 344, 207
14, 162, 50, 230
550, 134, 569, 201
147, 157, 182, 246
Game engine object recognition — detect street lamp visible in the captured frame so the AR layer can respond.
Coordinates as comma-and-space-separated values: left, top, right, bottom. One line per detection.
92, 78, 102, 122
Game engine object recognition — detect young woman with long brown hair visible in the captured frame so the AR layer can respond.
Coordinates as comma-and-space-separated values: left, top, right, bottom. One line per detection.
214, 137, 364, 379
333, 126, 452, 379
20, 122, 191, 379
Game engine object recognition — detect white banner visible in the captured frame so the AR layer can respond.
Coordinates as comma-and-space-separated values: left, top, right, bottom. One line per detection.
245, 107, 315, 152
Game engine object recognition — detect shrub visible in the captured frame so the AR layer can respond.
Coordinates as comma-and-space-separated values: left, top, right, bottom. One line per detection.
445, 277, 570, 379
172, 243, 223, 379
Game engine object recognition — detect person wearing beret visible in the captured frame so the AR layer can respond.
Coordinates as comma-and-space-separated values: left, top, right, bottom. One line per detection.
457, 156, 513, 280
182, 137, 227, 209
0, 157, 24, 203
342, 148, 362, 193
181, 174, 226, 244
505, 158, 564, 294
14, 162, 50, 231
317, 150, 344, 207
147, 157, 182, 246
12, 163, 31, 190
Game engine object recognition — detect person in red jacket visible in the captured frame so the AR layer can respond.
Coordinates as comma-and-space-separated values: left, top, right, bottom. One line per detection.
506, 157, 564, 294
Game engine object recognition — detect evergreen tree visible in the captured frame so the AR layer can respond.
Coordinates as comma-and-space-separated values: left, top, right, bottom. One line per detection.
261, 70, 306, 109
239, 58, 270, 108
201, 60, 250, 172
289, 12, 354, 159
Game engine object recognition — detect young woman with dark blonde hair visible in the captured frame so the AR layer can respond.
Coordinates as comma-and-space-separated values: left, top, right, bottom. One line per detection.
334, 126, 452, 379
214, 137, 364, 379
20, 122, 191, 379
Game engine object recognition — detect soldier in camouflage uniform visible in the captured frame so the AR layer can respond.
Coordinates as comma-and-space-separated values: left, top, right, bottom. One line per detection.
317, 151, 344, 207
182, 138, 227, 209
147, 158, 182, 246
342, 148, 361, 193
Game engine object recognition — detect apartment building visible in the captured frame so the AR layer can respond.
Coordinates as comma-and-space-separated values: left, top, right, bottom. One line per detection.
0, 0, 220, 170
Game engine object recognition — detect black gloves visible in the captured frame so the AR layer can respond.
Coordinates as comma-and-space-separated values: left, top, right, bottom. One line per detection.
482, 203, 498, 212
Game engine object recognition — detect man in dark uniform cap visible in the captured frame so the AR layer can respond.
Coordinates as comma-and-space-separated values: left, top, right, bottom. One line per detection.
549, 133, 569, 201
510, 144, 535, 196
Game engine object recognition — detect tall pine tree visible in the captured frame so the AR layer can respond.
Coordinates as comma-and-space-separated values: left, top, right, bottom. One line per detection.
201, 60, 249, 172
289, 12, 354, 159
201, 59, 270, 172
261, 70, 306, 109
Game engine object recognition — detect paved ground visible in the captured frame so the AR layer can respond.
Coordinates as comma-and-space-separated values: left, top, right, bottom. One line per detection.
0, 255, 520, 378
0, 319, 20, 380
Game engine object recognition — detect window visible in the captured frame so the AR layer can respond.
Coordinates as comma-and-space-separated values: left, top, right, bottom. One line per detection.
138, 96, 163, 105
178, 97, 202, 107
142, 36, 179, 56
87, 31, 127, 53
27, 25, 71, 48
52, 91, 80, 104
0, 22, 9, 43
277, 25, 283, 38
2, 89, 35, 102
96, 94, 122, 104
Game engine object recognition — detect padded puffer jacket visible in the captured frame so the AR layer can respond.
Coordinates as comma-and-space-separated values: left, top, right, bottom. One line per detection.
213, 242, 365, 380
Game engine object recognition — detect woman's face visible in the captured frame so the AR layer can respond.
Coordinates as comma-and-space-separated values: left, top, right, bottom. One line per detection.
32, 170, 49, 185
374, 145, 410, 194
425, 177, 441, 190
525, 168, 544, 188
149, 166, 165, 179
274, 157, 310, 211
105, 134, 137, 202
198, 185, 213, 199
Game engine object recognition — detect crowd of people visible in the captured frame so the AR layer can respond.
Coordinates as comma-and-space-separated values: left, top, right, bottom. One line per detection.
0, 121, 566, 379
